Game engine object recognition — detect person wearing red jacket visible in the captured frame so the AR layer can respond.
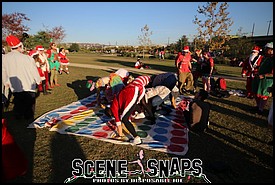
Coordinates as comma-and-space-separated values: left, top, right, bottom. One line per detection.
105, 75, 154, 145
241, 46, 263, 98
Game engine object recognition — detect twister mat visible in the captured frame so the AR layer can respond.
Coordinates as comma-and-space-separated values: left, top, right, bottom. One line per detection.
28, 94, 191, 156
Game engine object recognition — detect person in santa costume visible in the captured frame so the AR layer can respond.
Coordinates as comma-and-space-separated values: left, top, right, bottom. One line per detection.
58, 47, 70, 74
251, 42, 273, 115
36, 45, 51, 93
105, 75, 154, 145
241, 46, 264, 98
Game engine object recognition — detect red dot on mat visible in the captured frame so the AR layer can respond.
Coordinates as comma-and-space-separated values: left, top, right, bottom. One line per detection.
170, 137, 187, 144
171, 130, 186, 136
61, 115, 72, 120
102, 125, 114, 131
92, 131, 108, 138
172, 123, 187, 130
167, 144, 185, 152
70, 109, 80, 114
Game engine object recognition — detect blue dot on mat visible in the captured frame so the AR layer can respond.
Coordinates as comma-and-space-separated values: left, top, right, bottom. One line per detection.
56, 109, 70, 112
148, 142, 165, 148
153, 128, 168, 134
67, 105, 78, 109
47, 112, 60, 117
152, 135, 168, 142
88, 124, 102, 129
156, 121, 170, 128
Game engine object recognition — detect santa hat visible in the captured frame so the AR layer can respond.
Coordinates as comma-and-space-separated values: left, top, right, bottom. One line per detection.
252, 46, 261, 52
35, 45, 44, 51
183, 46, 190, 52
6, 35, 23, 49
265, 42, 273, 49
28, 50, 39, 58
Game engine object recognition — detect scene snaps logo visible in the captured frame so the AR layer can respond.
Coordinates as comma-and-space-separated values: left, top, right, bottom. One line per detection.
64, 150, 211, 183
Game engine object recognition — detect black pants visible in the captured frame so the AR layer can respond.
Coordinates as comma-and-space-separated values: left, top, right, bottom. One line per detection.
121, 96, 154, 138
13, 91, 36, 119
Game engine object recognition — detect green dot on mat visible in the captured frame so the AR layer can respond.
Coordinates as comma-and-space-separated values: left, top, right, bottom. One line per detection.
137, 131, 148, 138
84, 117, 97, 122
138, 125, 151, 131
77, 122, 90, 127
98, 109, 105, 113
65, 126, 79, 132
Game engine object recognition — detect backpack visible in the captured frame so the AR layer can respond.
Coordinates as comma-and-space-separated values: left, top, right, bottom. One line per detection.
216, 78, 227, 90
183, 100, 211, 132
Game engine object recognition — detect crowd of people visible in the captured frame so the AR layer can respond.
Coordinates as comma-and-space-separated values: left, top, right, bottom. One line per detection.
2, 35, 70, 120
2, 34, 273, 146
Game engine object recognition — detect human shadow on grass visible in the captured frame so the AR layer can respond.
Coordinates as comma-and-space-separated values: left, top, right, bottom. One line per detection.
207, 96, 268, 128
166, 128, 273, 183
47, 133, 89, 183
66, 76, 99, 100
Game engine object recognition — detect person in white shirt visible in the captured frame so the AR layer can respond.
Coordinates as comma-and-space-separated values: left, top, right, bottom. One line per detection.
2, 35, 41, 120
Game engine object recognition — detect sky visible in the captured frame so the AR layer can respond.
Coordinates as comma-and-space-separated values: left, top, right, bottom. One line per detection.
2, 2, 273, 46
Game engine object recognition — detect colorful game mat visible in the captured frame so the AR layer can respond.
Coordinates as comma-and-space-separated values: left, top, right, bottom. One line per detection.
28, 94, 191, 156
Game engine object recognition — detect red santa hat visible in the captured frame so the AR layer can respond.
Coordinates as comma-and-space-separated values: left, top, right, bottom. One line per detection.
183, 46, 190, 52
6, 35, 23, 49
35, 45, 44, 51
28, 50, 39, 58
252, 46, 261, 53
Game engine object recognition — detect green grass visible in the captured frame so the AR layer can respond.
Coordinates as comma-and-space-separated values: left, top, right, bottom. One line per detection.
3, 54, 273, 183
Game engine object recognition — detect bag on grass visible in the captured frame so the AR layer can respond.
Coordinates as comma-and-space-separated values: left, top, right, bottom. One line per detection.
216, 77, 227, 90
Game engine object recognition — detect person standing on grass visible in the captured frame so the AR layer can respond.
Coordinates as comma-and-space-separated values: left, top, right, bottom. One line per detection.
105, 75, 154, 145
176, 46, 194, 94
2, 35, 41, 120
36, 45, 51, 93
241, 46, 263, 99
251, 42, 273, 115
58, 47, 70, 74
191, 49, 203, 92
48, 52, 61, 88
201, 51, 214, 93
29, 50, 51, 95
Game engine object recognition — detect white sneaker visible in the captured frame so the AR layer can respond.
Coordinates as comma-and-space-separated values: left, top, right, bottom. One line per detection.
134, 112, 146, 119
131, 136, 142, 145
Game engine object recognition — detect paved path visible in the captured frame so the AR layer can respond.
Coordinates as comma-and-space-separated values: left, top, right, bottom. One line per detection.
70, 63, 245, 82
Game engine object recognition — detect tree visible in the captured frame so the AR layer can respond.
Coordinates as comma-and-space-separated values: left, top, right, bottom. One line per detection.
24, 31, 52, 50
69, 43, 80, 52
47, 26, 66, 44
224, 27, 254, 59
2, 12, 30, 44
138, 24, 153, 58
176, 35, 189, 52
193, 2, 233, 51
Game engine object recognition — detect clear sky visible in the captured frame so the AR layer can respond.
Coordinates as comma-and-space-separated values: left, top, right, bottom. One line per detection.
2, 2, 273, 46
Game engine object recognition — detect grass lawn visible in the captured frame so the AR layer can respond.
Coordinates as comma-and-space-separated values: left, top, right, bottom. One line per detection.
3, 53, 273, 183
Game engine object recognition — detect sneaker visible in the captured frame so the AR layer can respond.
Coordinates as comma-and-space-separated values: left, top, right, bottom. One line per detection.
131, 136, 142, 145
134, 112, 146, 119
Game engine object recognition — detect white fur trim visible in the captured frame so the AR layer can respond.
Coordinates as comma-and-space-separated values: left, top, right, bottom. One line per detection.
116, 121, 121, 126
11, 42, 22, 49
121, 86, 139, 120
